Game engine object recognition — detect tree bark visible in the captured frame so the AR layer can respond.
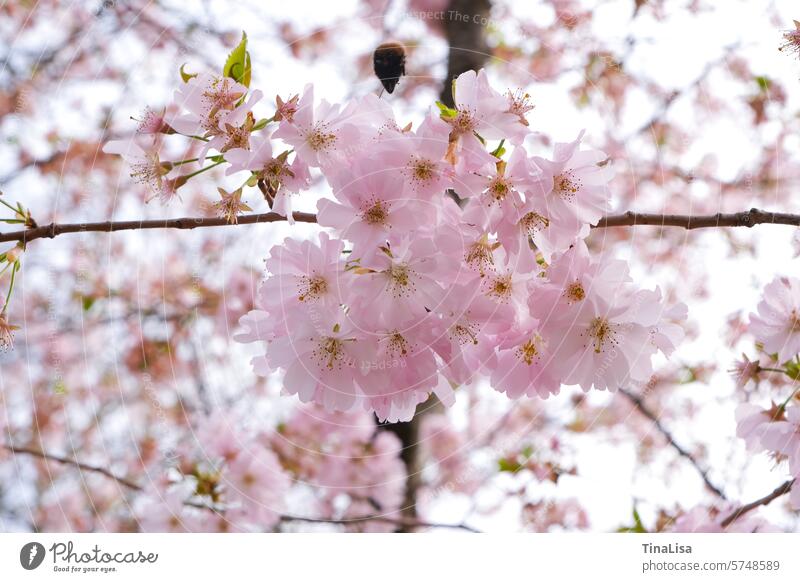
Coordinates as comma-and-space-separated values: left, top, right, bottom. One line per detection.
439, 0, 493, 107
380, 0, 494, 532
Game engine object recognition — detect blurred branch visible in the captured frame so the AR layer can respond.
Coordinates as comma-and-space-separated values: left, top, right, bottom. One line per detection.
2, 443, 143, 491
278, 513, 479, 533
2, 208, 800, 244
3, 442, 479, 532
720, 479, 795, 528
618, 388, 727, 500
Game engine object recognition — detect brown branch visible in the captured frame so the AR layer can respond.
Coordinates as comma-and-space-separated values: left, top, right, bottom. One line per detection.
278, 513, 480, 533
720, 479, 795, 528
3, 444, 143, 491
0, 211, 318, 243
619, 388, 727, 500
4, 442, 479, 532
2, 208, 799, 244
595, 208, 800, 230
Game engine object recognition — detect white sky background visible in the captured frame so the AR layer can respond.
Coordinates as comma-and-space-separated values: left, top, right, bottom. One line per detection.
3, 0, 800, 532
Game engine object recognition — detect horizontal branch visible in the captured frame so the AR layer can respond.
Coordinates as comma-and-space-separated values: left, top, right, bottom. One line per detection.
1, 207, 799, 244
0, 211, 318, 243
595, 208, 800, 230
278, 514, 480, 533
3, 443, 143, 491
720, 478, 796, 528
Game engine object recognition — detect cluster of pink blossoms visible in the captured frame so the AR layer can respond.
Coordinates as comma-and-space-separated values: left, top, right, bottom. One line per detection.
735, 276, 800, 508
108, 65, 686, 422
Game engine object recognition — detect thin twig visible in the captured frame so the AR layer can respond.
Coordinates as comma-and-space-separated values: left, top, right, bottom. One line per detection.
720, 479, 795, 528
619, 388, 728, 500
3, 444, 143, 491
279, 513, 480, 533
4, 443, 480, 532
1, 208, 799, 244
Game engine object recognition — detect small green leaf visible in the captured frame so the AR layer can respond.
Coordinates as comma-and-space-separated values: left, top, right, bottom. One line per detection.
784, 360, 800, 380
435, 101, 458, 119
179, 63, 197, 83
498, 458, 522, 473
490, 139, 506, 159
251, 118, 270, 132
224, 31, 251, 88
81, 296, 95, 311
755, 76, 770, 92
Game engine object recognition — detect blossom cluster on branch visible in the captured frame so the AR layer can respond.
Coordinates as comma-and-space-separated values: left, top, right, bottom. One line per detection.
734, 276, 800, 509
102, 34, 688, 422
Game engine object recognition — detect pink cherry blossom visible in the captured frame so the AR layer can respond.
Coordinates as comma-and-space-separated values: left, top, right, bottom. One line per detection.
489, 320, 561, 399
272, 83, 359, 168
532, 131, 613, 246
239, 232, 348, 341
226, 134, 311, 222
317, 159, 424, 254
749, 276, 800, 364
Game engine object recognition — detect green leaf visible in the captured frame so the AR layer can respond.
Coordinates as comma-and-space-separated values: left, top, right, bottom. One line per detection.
81, 296, 95, 311
251, 118, 270, 132
435, 101, 458, 119
224, 32, 251, 88
755, 76, 770, 92
490, 139, 506, 159
179, 63, 197, 83
497, 458, 522, 473
784, 360, 800, 380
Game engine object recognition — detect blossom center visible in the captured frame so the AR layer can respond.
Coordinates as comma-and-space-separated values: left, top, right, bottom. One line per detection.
451, 321, 479, 345
587, 316, 617, 353
519, 211, 550, 235
488, 177, 510, 202
411, 157, 435, 183
565, 281, 586, 303
306, 124, 337, 152
386, 331, 409, 356
515, 336, 541, 365
554, 171, 581, 201
298, 274, 328, 302
361, 200, 390, 226
312, 336, 348, 370
485, 274, 513, 302
451, 109, 476, 135
506, 89, 534, 125
387, 263, 415, 297
465, 239, 494, 275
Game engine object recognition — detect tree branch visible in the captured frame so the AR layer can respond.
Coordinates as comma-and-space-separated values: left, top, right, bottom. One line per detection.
595, 208, 800, 230
0, 211, 318, 243
4, 442, 479, 532
720, 479, 795, 528
2, 208, 799, 245
278, 513, 480, 533
2, 443, 143, 491
619, 388, 727, 500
